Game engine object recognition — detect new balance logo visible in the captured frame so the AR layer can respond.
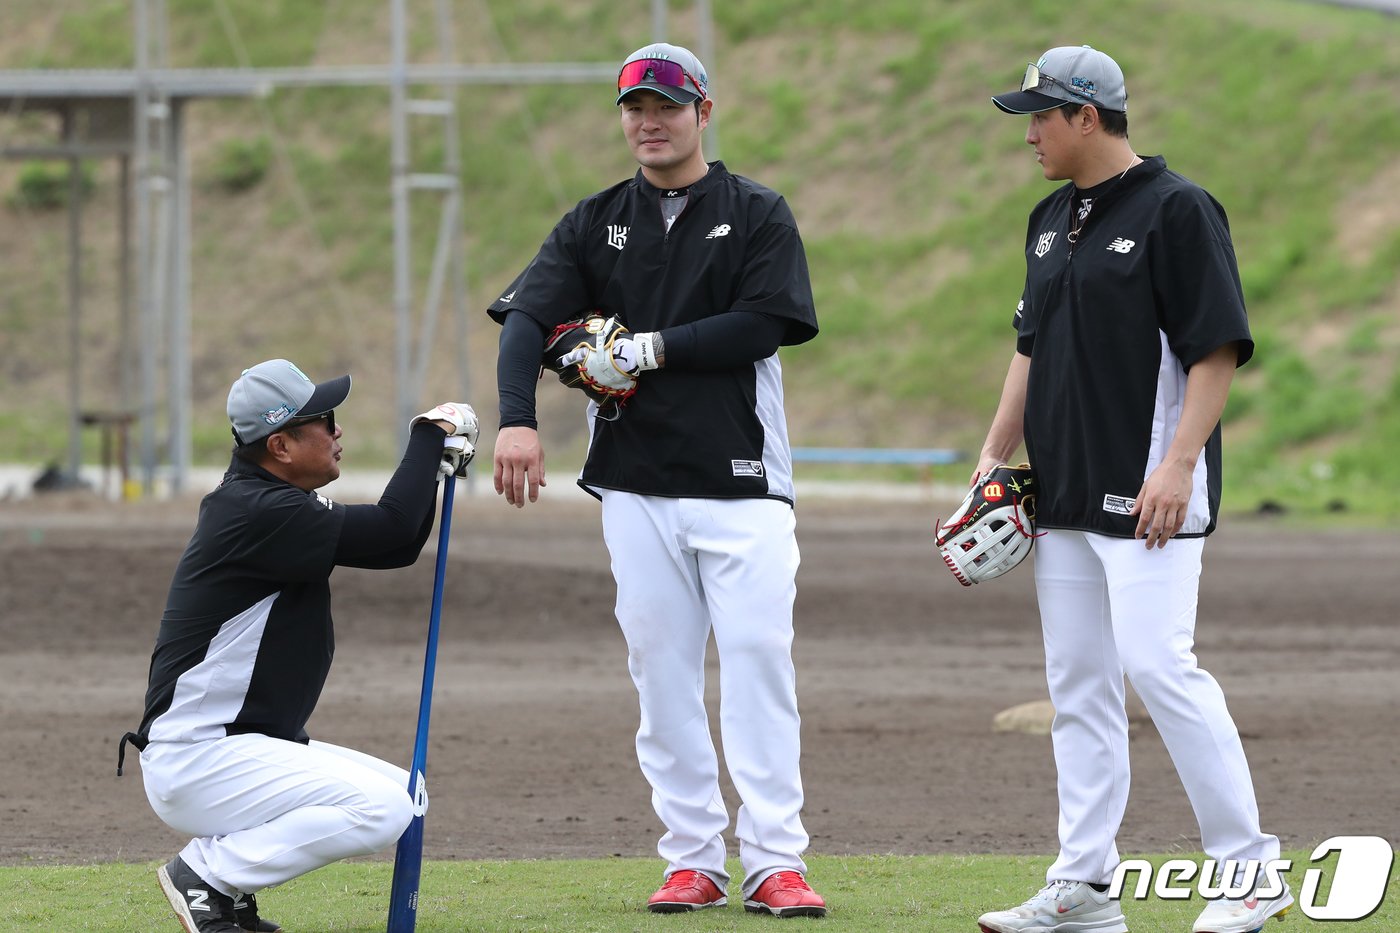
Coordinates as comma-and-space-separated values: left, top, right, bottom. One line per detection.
606, 225, 629, 250
706, 224, 731, 239
1106, 238, 1136, 253
500, 290, 515, 303
186, 889, 211, 912
1035, 231, 1056, 258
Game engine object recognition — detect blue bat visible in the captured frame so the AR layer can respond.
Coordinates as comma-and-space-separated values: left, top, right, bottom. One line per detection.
386, 476, 456, 932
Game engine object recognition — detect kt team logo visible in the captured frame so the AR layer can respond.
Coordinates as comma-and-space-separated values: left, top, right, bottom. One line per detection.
1108, 835, 1394, 921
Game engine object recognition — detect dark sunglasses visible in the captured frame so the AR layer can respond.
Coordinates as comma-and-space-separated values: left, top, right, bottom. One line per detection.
286, 410, 336, 436
617, 58, 707, 100
1020, 63, 1097, 104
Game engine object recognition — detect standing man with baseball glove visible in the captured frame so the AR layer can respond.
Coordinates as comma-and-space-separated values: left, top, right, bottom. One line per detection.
117, 360, 476, 933
971, 46, 1288, 933
488, 42, 825, 918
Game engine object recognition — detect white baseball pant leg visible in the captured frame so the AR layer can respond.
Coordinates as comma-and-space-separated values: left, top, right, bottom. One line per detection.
600, 492, 809, 896
1035, 529, 1279, 884
140, 734, 414, 894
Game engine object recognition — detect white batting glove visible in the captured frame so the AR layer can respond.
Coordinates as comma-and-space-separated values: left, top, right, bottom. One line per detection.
412, 403, 479, 478
556, 331, 659, 389
438, 434, 473, 479
412, 402, 480, 442
609, 333, 661, 374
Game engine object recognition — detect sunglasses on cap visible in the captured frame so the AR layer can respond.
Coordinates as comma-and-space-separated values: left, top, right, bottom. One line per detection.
1020, 63, 1097, 104
617, 58, 707, 100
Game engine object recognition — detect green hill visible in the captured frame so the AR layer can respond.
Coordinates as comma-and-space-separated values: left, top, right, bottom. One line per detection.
3, 0, 1399, 515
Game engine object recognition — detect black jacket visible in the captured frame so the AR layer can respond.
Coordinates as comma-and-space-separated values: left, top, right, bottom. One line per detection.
489, 162, 818, 502
1014, 156, 1254, 537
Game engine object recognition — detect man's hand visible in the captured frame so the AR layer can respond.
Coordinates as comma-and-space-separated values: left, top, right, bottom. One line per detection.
413, 402, 480, 442
1131, 459, 1194, 548
969, 455, 1007, 489
1129, 342, 1238, 548
494, 425, 546, 508
439, 435, 472, 479
555, 332, 649, 395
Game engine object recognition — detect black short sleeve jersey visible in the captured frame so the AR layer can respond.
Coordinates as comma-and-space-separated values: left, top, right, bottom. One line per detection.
488, 161, 818, 503
1012, 156, 1253, 537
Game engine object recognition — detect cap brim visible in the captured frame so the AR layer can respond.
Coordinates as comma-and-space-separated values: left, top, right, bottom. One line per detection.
991, 89, 1069, 114
299, 374, 351, 417
616, 84, 700, 106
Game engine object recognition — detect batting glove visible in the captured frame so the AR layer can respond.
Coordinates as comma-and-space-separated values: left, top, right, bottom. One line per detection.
557, 331, 660, 388
439, 434, 473, 479
412, 402, 480, 442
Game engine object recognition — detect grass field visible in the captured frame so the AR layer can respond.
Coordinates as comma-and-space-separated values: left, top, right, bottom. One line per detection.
3, 851, 1393, 932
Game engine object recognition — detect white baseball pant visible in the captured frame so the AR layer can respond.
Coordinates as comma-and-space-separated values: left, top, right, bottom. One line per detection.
140, 734, 414, 894
1034, 529, 1280, 884
599, 491, 810, 896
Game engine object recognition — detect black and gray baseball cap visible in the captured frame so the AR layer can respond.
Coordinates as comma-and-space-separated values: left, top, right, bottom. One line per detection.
992, 45, 1127, 115
227, 359, 351, 445
616, 42, 709, 105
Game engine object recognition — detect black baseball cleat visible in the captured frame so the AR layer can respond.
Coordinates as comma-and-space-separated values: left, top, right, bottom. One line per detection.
232, 892, 283, 932
157, 856, 243, 933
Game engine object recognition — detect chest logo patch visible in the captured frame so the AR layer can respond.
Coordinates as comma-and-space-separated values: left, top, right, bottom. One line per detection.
732, 459, 764, 477
1106, 237, 1136, 254
1034, 231, 1057, 258
706, 224, 731, 239
1102, 494, 1136, 515
606, 225, 629, 251
315, 493, 336, 510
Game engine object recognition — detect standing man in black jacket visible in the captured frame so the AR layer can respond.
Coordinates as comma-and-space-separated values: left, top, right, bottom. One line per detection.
120, 359, 476, 933
970, 46, 1289, 933
488, 42, 826, 918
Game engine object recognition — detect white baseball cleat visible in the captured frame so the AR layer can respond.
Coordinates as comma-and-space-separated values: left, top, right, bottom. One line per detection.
1192, 883, 1294, 933
977, 879, 1129, 933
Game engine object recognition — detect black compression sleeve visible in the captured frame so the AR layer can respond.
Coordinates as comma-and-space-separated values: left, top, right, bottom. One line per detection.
498, 311, 546, 429
657, 311, 788, 370
335, 422, 445, 568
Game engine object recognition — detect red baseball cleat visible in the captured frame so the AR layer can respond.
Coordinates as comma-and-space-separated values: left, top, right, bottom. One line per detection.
743, 870, 828, 918
646, 869, 727, 913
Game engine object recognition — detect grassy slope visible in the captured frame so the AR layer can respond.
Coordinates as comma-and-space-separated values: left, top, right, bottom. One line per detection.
1, 0, 1399, 514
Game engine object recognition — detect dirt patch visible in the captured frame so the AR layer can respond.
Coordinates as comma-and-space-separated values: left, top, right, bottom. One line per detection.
1334, 157, 1400, 268
2, 491, 1397, 867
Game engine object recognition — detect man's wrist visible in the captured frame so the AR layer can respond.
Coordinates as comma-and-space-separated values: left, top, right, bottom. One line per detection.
633, 332, 664, 370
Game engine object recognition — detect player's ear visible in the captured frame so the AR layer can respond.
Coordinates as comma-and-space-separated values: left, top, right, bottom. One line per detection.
1078, 104, 1100, 135
697, 98, 713, 131
264, 430, 295, 464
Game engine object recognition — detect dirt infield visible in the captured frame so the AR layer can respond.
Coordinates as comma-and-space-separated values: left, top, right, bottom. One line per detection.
2, 487, 1397, 867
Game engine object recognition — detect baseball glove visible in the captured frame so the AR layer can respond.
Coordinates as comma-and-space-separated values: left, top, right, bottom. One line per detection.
540, 313, 637, 412
935, 462, 1039, 586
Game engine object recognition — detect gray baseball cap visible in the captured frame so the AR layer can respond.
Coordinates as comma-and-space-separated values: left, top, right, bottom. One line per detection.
227, 359, 351, 445
616, 42, 709, 105
992, 45, 1127, 115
